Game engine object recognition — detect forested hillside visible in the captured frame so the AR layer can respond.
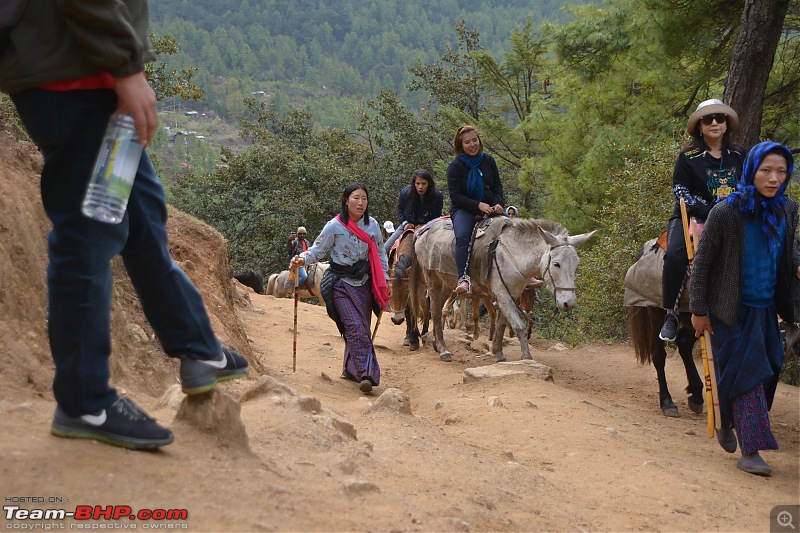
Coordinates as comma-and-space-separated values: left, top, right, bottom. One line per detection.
149, 0, 583, 123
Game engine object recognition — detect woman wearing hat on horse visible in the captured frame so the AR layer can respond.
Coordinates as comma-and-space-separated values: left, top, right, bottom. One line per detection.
289, 183, 389, 394
659, 99, 745, 342
690, 141, 799, 476
384, 169, 444, 253
447, 125, 505, 294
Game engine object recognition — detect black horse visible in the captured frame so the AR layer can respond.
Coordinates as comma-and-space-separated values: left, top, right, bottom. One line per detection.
628, 306, 705, 417
233, 270, 265, 295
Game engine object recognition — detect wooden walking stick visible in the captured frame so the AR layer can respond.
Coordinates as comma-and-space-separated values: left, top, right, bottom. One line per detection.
289, 262, 299, 373
679, 198, 721, 436
371, 310, 383, 342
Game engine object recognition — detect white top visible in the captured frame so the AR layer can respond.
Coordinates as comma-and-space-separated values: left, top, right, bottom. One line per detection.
300, 216, 389, 286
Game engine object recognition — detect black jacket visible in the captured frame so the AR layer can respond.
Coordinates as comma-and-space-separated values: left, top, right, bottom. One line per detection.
690, 198, 799, 326
669, 145, 745, 222
446, 153, 504, 216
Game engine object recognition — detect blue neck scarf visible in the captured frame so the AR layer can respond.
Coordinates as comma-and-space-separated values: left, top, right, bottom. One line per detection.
727, 141, 794, 252
459, 153, 485, 201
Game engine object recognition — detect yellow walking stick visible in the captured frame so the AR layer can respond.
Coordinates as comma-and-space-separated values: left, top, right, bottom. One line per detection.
679, 198, 721, 437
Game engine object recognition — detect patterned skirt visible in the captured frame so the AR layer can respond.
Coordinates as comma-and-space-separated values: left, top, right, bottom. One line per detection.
709, 305, 783, 450
732, 384, 778, 455
333, 279, 380, 386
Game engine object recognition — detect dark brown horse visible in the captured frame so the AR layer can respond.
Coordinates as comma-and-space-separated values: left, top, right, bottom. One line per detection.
628, 306, 704, 417
625, 238, 703, 417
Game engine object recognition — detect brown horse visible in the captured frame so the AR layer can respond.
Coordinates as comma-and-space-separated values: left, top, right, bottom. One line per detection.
416, 217, 595, 362
388, 229, 429, 350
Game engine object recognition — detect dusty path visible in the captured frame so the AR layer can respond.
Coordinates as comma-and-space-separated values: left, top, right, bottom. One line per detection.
2, 291, 798, 532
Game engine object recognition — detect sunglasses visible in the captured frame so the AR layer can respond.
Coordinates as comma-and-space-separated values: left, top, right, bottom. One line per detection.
700, 113, 727, 126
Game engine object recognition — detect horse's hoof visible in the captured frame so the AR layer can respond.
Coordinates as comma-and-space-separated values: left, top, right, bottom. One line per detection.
496, 354, 507, 363
687, 398, 704, 415
402, 334, 411, 346
409, 339, 420, 351
440, 352, 452, 362
661, 400, 679, 417
521, 354, 532, 360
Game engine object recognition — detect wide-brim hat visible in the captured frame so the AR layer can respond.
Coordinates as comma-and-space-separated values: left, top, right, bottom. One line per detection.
686, 99, 739, 134
383, 221, 395, 233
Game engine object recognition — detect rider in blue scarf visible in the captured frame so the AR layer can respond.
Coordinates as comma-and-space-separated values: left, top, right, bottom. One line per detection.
446, 125, 505, 294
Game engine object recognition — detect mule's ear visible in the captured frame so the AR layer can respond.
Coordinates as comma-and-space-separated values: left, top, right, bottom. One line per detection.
537, 225, 561, 247
568, 230, 597, 247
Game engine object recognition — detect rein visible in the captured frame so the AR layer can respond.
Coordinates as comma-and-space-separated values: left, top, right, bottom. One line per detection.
493, 239, 576, 326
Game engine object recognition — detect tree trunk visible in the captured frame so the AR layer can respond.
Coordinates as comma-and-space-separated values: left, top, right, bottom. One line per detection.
724, 0, 790, 150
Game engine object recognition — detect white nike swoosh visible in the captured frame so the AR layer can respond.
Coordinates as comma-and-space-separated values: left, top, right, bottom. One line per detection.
199, 352, 227, 369
81, 410, 107, 426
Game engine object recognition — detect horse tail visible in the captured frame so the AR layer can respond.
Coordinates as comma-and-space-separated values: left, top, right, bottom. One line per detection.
266, 273, 278, 296
628, 306, 656, 365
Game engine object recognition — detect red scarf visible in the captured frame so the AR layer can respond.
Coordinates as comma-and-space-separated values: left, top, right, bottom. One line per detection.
337, 215, 389, 310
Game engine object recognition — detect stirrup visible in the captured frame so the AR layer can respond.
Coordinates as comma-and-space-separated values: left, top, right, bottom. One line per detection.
455, 276, 471, 295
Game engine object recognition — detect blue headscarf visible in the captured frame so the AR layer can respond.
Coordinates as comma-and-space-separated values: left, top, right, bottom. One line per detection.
727, 141, 794, 251
458, 153, 485, 201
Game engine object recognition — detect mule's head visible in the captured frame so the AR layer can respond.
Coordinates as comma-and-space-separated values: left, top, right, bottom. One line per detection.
537, 227, 596, 311
388, 231, 417, 324
389, 270, 409, 324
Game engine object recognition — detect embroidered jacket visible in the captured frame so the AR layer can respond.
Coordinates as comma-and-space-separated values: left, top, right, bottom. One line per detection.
669, 145, 745, 222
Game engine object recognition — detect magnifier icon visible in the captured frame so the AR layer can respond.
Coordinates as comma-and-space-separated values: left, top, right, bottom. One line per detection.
778, 510, 796, 529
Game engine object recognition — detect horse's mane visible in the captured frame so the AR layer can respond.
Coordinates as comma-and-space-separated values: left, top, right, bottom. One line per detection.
513, 218, 568, 237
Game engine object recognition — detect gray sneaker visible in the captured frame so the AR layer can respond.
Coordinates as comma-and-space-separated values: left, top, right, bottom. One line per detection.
180, 346, 249, 395
659, 312, 679, 342
51, 397, 173, 450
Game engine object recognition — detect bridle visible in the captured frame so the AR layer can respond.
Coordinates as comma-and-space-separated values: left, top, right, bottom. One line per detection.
492, 239, 577, 325
541, 242, 578, 295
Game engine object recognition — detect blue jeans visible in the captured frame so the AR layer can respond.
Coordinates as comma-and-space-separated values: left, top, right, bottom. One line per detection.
12, 89, 221, 417
451, 209, 477, 278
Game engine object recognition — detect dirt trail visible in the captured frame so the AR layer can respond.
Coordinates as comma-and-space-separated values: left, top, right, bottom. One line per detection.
2, 289, 798, 532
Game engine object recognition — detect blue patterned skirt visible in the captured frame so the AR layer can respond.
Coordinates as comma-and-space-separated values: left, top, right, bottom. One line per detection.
709, 305, 783, 451
334, 279, 380, 386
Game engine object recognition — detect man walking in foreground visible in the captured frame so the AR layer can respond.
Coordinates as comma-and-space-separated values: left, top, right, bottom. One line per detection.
0, 0, 248, 450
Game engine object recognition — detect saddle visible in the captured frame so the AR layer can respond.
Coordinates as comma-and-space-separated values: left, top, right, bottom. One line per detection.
387, 227, 417, 268
417, 216, 510, 283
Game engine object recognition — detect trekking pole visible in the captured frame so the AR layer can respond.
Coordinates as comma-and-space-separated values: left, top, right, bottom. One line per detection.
371, 310, 383, 342
679, 198, 719, 436
289, 261, 299, 373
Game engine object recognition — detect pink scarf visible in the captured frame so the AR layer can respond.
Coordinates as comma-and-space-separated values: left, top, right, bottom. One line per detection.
337, 215, 389, 310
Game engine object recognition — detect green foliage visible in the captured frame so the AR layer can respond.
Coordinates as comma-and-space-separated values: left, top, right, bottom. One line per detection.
147, 34, 204, 101
148, 0, 586, 124
170, 102, 400, 276
534, 138, 678, 343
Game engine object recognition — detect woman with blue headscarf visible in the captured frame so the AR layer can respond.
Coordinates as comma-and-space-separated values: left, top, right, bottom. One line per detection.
446, 125, 505, 294
690, 141, 799, 477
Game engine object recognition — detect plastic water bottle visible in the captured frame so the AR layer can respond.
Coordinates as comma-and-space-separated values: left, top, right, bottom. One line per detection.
81, 113, 143, 224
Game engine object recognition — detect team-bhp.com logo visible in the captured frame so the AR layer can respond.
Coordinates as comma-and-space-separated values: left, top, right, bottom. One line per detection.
4, 504, 189, 529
